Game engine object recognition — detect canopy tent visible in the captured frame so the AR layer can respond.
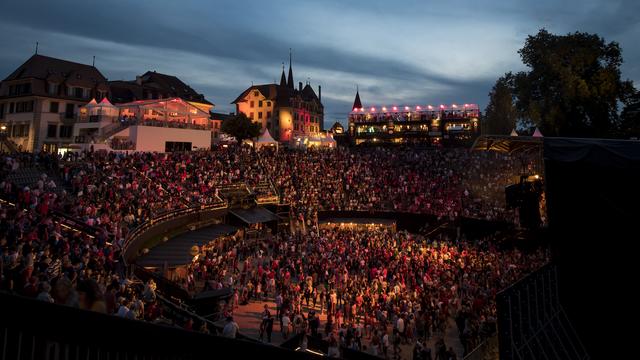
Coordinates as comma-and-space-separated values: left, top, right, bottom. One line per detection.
532, 127, 544, 137
229, 207, 280, 224
254, 129, 278, 149
471, 135, 543, 154
510, 129, 519, 136
117, 98, 212, 129
80, 98, 119, 118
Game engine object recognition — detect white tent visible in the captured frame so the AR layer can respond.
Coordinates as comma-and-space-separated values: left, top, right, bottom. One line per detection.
85, 98, 98, 108
510, 129, 519, 137
254, 129, 278, 149
98, 97, 117, 108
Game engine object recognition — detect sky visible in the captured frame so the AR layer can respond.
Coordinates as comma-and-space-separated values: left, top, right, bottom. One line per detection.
0, 0, 638, 127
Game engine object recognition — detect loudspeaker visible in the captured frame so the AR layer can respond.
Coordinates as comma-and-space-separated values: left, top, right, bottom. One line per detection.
505, 183, 521, 209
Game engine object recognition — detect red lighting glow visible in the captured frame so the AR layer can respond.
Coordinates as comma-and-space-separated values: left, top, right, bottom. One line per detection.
416, 106, 421, 110
452, 104, 457, 108
371, 107, 376, 112
392, 106, 398, 111
404, 106, 410, 111
428, 105, 433, 109
440, 104, 445, 109
382, 107, 387, 111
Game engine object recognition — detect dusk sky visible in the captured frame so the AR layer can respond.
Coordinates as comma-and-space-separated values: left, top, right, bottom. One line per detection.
1, 0, 638, 127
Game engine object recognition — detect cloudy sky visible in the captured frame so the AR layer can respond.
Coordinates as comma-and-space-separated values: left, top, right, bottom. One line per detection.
1, 0, 638, 127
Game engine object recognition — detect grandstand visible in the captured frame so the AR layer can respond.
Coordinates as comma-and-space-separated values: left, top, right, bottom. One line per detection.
3, 137, 635, 359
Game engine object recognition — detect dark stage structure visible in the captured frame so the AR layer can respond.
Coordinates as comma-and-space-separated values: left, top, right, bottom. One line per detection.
474, 136, 640, 359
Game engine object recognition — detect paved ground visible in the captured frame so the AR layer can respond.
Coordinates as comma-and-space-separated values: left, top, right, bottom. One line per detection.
233, 297, 465, 359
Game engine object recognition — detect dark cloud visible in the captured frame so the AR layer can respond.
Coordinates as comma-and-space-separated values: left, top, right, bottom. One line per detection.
0, 0, 638, 127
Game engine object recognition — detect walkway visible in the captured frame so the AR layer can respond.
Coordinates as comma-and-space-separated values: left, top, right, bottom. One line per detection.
233, 297, 465, 359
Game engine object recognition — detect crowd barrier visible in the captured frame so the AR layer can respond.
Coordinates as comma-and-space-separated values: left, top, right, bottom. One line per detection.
496, 263, 588, 360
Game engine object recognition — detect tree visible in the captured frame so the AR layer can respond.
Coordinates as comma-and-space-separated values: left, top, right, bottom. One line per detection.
221, 113, 261, 142
484, 73, 518, 135
492, 29, 636, 138
619, 88, 640, 138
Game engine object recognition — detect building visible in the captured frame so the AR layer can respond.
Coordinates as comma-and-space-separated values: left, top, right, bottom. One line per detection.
0, 54, 109, 152
232, 54, 323, 142
0, 53, 223, 153
109, 70, 214, 114
210, 111, 234, 143
347, 90, 480, 146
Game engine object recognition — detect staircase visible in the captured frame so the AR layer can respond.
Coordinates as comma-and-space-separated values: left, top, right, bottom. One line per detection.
0, 133, 18, 153
98, 122, 129, 141
252, 179, 279, 205
4, 167, 46, 189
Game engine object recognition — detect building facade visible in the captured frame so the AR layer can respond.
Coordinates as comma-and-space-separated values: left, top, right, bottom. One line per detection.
0, 54, 109, 152
232, 55, 323, 142
347, 90, 480, 146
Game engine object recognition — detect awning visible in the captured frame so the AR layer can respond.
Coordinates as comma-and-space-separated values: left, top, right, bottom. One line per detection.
471, 135, 543, 154
229, 207, 280, 224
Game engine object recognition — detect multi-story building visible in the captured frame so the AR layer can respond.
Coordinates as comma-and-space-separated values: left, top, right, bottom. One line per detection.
347, 90, 480, 146
232, 55, 323, 142
0, 54, 109, 152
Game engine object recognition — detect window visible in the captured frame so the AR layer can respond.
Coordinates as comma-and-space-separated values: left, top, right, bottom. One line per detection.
97, 91, 106, 100
47, 124, 57, 138
9, 103, 15, 113
8, 83, 31, 96
59, 125, 73, 138
50, 102, 59, 113
165, 141, 192, 152
250, 101, 255, 108
267, 121, 271, 129
48, 83, 59, 95
258, 112, 263, 119
74, 87, 83, 98
65, 103, 74, 118
249, 112, 254, 119
15, 101, 34, 113
258, 100, 263, 107
267, 111, 272, 118
253, 91, 259, 97
0, 103, 4, 119
266, 101, 271, 107
83, 88, 91, 99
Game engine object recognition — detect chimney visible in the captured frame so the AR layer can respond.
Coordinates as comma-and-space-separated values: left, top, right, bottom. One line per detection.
298, 82, 302, 91
135, 75, 142, 85
318, 85, 321, 102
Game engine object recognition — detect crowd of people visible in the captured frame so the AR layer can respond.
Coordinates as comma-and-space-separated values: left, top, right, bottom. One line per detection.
1, 144, 546, 359
189, 223, 549, 358
258, 146, 538, 225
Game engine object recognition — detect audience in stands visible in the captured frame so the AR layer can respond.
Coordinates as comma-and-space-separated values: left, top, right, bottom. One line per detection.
0, 144, 546, 358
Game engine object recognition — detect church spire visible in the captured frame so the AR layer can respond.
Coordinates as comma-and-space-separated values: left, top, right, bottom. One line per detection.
352, 86, 363, 111
280, 62, 287, 87
287, 48, 294, 90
